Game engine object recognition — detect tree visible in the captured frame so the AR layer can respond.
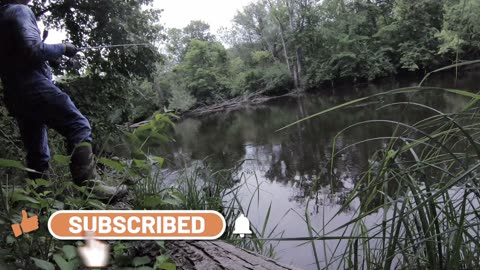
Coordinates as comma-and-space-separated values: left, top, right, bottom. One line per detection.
231, 1, 277, 56
32, 0, 163, 78
172, 40, 231, 103
182, 20, 215, 42
165, 20, 216, 63
27, 0, 165, 136
437, 0, 480, 60
264, 0, 320, 89
165, 28, 186, 64
377, 0, 444, 71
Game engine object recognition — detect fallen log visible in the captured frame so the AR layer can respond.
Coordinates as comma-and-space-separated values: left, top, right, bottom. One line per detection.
167, 241, 301, 270
126, 90, 302, 128
187, 93, 296, 116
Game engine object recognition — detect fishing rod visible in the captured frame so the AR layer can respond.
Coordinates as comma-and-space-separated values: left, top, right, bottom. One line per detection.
50, 43, 151, 69
79, 43, 151, 50
41, 29, 149, 51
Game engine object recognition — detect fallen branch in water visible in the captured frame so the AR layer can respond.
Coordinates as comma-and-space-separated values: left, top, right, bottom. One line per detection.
187, 88, 299, 116
126, 89, 302, 128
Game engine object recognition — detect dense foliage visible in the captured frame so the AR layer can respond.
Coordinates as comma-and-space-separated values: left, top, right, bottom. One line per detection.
36, 0, 163, 137
0, 0, 477, 140
0, 0, 164, 159
158, 0, 479, 111
0, 0, 479, 269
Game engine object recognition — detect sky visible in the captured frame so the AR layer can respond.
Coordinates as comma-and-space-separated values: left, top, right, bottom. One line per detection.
153, 0, 253, 33
42, 0, 253, 43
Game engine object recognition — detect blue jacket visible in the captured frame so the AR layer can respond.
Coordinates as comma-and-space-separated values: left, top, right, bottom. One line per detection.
0, 4, 65, 89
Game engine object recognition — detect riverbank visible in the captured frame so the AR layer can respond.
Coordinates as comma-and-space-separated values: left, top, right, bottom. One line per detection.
180, 68, 480, 118
3, 68, 480, 269
160, 68, 480, 269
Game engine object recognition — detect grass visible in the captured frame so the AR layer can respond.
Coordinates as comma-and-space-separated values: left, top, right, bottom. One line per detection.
124, 63, 480, 270
276, 63, 480, 269
172, 161, 286, 258
0, 114, 179, 269
4, 64, 480, 269
0, 125, 284, 269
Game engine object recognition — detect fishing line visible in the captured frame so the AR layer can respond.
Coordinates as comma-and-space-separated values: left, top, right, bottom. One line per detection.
79, 43, 150, 50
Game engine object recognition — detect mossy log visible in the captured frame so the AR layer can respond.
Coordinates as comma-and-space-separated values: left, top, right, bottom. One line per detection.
167, 240, 301, 270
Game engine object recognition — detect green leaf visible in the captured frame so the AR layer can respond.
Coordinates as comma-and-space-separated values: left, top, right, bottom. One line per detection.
133, 256, 150, 267
26, 179, 36, 188
53, 254, 73, 270
154, 114, 163, 121
152, 156, 165, 168
155, 241, 165, 249
113, 242, 128, 255
54, 200, 65, 210
150, 133, 169, 143
98, 158, 126, 172
0, 159, 25, 169
11, 192, 40, 204
62, 245, 78, 260
53, 155, 71, 165
31, 257, 55, 270
122, 130, 141, 144
133, 159, 149, 169
387, 149, 398, 159
144, 196, 164, 208
35, 179, 51, 187
162, 197, 181, 207
158, 262, 176, 270
155, 255, 176, 270
135, 122, 153, 133
155, 255, 169, 264
446, 89, 480, 100
136, 267, 155, 270
6, 235, 15, 244
86, 199, 106, 210
168, 191, 186, 205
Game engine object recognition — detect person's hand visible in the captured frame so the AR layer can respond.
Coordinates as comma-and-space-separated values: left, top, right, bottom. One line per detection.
48, 59, 61, 69
64, 43, 78, 58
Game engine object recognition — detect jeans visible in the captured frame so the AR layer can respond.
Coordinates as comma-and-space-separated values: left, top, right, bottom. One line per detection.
5, 78, 91, 175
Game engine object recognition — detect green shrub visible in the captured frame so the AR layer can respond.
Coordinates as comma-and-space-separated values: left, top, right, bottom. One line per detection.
168, 87, 197, 112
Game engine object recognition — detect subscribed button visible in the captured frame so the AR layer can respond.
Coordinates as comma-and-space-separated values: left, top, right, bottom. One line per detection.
48, 210, 226, 240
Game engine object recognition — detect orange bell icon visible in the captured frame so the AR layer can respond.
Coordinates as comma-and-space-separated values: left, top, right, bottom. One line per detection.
232, 214, 252, 238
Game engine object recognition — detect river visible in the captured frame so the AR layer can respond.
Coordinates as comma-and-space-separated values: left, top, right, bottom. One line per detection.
164, 70, 479, 269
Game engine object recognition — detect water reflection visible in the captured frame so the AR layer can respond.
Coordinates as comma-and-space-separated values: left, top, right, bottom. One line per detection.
163, 71, 479, 269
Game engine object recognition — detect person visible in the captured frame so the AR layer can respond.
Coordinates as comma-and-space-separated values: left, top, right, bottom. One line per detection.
0, 0, 124, 198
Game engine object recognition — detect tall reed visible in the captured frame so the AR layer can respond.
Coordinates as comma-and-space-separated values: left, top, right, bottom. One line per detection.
279, 63, 480, 269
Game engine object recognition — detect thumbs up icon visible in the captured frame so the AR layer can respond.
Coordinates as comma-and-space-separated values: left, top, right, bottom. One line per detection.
78, 231, 110, 268
11, 210, 39, 237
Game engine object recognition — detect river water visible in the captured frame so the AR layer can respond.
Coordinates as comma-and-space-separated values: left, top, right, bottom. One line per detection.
164, 71, 479, 269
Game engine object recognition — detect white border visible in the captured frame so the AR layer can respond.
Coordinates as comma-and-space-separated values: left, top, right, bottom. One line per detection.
48, 210, 226, 240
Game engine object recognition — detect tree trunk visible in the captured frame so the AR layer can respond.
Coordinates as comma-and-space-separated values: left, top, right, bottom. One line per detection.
295, 47, 303, 89
286, 0, 299, 89
286, 0, 305, 89
278, 22, 293, 80
267, 0, 294, 87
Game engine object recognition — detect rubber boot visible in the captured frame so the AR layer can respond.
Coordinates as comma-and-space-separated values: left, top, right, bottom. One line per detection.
94, 183, 129, 202
70, 142, 96, 187
70, 142, 128, 201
